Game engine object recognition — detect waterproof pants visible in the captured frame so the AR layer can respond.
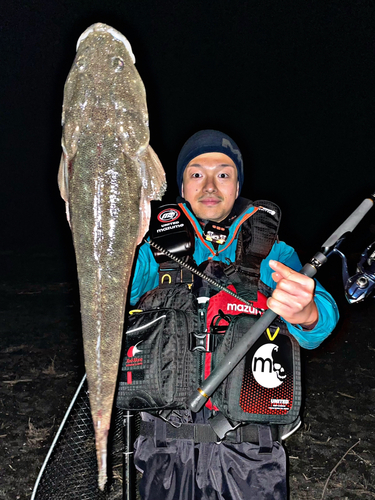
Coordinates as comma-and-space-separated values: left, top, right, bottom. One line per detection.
134, 433, 287, 500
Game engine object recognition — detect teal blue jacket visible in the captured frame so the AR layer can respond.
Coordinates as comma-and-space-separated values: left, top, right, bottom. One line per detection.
130, 201, 339, 349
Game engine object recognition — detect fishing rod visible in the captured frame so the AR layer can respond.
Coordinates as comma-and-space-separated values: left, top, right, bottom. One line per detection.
187, 192, 375, 413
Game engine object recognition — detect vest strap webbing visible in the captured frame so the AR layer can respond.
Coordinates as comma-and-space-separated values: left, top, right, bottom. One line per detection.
140, 419, 279, 445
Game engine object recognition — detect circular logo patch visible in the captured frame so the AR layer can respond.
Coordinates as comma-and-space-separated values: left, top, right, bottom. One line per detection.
157, 208, 180, 223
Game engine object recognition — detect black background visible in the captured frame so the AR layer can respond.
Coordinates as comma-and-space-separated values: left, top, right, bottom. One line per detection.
1, 0, 375, 279
2, 4, 375, 497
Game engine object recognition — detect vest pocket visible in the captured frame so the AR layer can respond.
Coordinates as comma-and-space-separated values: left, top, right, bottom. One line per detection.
116, 309, 195, 411
211, 314, 301, 424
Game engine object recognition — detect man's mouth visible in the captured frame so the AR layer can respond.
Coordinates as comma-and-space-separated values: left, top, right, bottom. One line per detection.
199, 198, 221, 206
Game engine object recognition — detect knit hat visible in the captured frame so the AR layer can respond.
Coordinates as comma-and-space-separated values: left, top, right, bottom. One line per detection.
176, 130, 244, 195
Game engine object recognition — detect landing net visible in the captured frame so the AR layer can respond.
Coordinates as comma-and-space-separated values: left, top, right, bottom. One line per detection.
31, 375, 140, 499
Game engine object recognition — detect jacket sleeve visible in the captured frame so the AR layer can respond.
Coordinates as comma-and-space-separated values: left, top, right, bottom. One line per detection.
130, 242, 159, 306
260, 241, 339, 349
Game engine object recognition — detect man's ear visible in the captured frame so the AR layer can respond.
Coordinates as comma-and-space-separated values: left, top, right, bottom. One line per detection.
181, 184, 184, 198
236, 181, 239, 198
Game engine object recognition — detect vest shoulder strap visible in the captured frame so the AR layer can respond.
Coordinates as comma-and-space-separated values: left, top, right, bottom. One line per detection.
226, 200, 281, 301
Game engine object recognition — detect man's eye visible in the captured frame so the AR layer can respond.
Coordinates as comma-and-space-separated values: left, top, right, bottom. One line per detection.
218, 173, 229, 178
192, 173, 201, 178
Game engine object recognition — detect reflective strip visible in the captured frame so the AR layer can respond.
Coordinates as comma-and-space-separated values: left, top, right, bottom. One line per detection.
178, 203, 215, 256
178, 203, 259, 258
281, 419, 302, 440
218, 208, 259, 255
127, 315, 167, 333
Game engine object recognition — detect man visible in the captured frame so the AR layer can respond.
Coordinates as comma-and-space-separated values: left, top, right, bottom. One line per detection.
128, 130, 338, 499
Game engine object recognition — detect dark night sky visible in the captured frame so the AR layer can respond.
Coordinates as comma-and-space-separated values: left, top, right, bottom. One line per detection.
1, 0, 375, 279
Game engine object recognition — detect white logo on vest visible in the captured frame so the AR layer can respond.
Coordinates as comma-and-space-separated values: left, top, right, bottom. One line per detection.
252, 343, 287, 388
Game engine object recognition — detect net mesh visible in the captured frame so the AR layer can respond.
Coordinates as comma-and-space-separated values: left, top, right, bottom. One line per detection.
33, 379, 140, 499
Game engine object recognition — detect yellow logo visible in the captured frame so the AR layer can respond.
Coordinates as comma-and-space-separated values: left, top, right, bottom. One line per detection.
266, 327, 280, 341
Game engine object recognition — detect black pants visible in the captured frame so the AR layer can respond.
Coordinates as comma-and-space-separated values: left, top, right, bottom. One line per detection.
134, 431, 287, 500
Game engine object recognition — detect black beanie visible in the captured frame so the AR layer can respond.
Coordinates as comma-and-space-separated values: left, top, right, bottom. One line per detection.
176, 130, 244, 195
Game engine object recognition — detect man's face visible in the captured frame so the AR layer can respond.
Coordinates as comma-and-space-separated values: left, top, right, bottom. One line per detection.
181, 153, 239, 222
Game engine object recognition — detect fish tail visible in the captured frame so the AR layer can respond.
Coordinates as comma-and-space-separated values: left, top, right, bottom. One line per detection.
97, 428, 109, 491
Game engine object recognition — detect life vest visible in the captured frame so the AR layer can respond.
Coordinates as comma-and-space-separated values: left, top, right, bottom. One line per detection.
116, 200, 302, 428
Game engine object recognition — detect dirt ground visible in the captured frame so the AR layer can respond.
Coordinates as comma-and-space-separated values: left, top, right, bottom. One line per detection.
1, 250, 374, 499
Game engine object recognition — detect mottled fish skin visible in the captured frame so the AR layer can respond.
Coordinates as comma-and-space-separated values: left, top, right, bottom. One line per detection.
58, 23, 166, 490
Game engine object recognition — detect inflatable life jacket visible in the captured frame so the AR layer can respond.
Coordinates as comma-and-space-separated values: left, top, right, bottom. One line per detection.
116, 199, 302, 428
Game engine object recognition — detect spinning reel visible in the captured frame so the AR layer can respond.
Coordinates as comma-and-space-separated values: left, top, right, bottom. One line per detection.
332, 240, 375, 304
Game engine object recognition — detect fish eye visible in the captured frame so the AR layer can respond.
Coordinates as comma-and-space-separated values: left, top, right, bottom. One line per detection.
112, 57, 124, 71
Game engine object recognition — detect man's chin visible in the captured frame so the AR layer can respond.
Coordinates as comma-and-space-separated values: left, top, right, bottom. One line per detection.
194, 208, 225, 222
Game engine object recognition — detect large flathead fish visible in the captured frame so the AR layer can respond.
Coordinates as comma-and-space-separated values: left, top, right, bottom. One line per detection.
58, 23, 166, 489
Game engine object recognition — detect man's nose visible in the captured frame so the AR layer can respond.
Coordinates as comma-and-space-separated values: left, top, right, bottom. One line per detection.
203, 176, 217, 192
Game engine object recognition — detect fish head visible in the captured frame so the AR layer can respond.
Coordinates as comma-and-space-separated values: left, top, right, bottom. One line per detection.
76, 23, 136, 64
62, 23, 149, 161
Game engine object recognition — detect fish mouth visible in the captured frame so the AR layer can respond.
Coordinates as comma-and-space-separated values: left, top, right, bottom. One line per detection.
76, 23, 136, 64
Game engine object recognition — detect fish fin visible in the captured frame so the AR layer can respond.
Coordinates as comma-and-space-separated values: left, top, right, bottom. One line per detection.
57, 153, 71, 226
136, 145, 167, 245
147, 145, 167, 199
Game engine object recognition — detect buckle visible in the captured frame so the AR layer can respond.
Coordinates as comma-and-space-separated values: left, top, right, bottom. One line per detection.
189, 331, 208, 352
208, 412, 242, 443
223, 263, 237, 277
157, 409, 182, 428
189, 332, 223, 352
223, 426, 242, 443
